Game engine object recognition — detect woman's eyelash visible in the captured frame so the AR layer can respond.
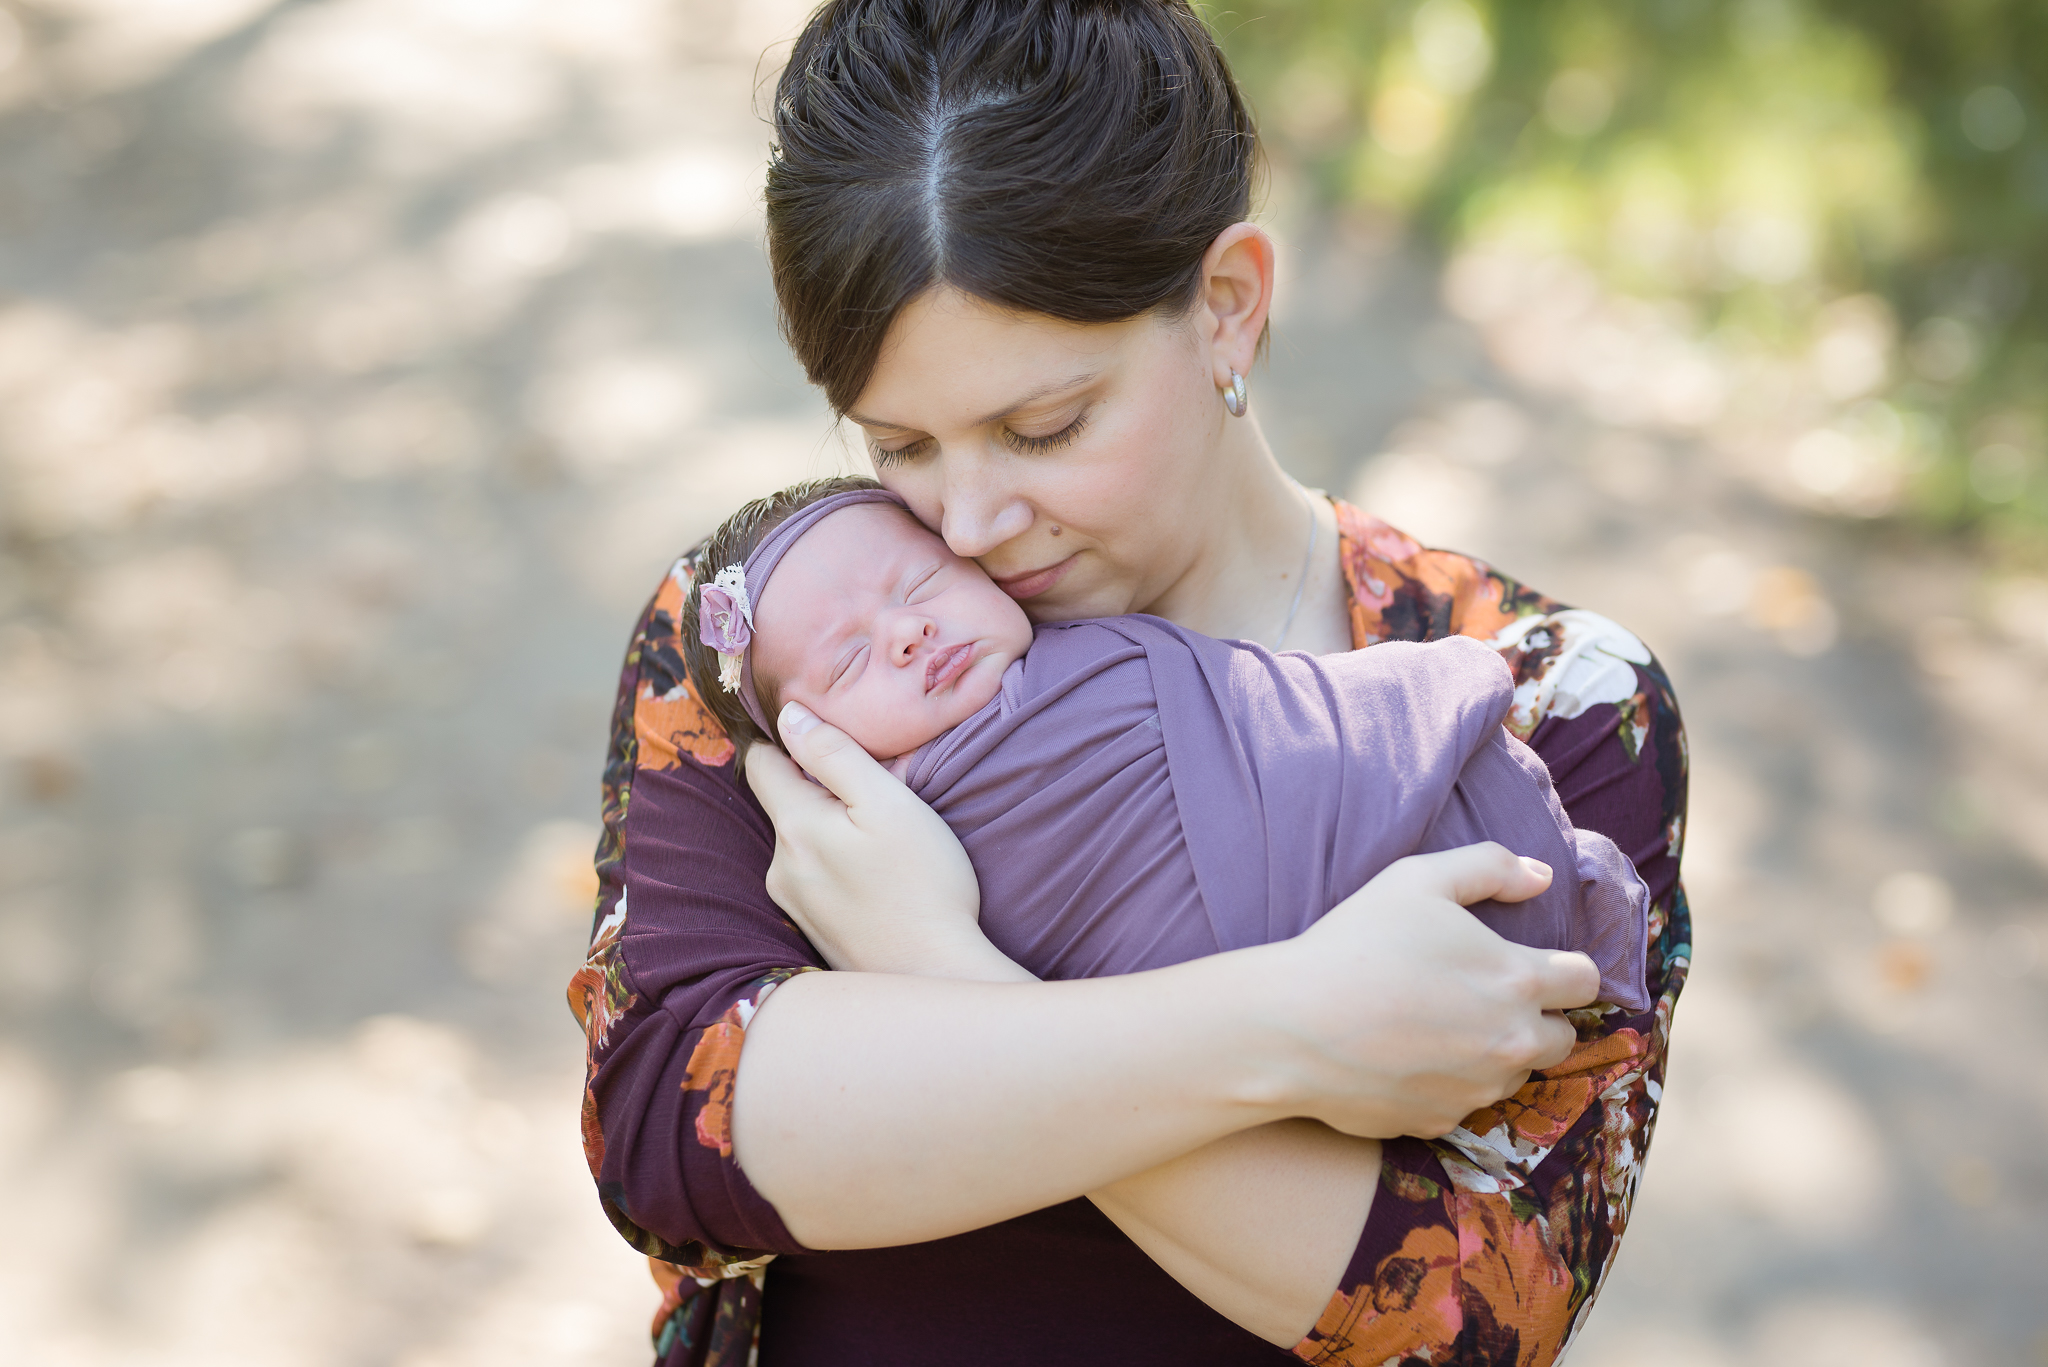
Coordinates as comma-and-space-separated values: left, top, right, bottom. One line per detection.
871, 437, 934, 468
871, 409, 1089, 464
1005, 410, 1089, 454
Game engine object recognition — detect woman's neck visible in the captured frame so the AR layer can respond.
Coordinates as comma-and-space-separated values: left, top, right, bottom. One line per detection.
1139, 417, 1353, 656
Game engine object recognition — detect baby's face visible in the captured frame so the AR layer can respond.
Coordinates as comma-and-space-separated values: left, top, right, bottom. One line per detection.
750, 503, 1034, 760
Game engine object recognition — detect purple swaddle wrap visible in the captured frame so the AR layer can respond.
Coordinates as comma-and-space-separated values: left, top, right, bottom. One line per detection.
903, 616, 1651, 1011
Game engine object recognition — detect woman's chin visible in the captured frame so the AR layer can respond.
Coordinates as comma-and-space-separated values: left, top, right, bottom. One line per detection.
1021, 580, 1130, 625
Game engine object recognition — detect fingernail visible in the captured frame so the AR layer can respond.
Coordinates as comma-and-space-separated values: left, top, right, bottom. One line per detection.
1520, 857, 1552, 879
779, 701, 819, 737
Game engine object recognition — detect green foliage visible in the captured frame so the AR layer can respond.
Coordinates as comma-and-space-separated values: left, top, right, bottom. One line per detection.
1215, 0, 2048, 544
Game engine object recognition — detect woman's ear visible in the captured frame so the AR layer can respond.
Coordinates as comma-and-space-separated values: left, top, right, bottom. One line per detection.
1195, 222, 1277, 390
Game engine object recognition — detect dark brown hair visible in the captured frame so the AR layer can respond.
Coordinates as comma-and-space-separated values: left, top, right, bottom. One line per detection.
680, 476, 888, 749
766, 0, 1259, 414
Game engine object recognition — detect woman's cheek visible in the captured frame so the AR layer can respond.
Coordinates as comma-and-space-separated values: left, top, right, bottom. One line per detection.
880, 469, 945, 538
1093, 432, 1173, 527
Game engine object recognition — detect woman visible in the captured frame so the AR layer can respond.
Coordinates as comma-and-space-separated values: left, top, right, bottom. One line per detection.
568, 1, 1689, 1363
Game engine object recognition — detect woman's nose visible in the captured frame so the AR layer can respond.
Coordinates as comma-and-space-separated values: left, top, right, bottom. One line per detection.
939, 460, 1034, 559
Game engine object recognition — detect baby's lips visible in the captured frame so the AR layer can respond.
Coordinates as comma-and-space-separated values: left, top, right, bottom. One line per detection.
923, 641, 975, 693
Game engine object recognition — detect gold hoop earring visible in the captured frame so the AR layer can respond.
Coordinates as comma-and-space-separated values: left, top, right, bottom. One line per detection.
1222, 370, 1248, 418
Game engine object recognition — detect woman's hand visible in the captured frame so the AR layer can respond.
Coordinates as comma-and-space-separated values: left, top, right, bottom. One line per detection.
744, 702, 1029, 982
1261, 843, 1601, 1140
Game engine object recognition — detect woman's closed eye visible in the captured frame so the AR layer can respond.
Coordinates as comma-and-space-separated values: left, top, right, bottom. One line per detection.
872, 435, 934, 467
870, 408, 1091, 465
1003, 408, 1089, 455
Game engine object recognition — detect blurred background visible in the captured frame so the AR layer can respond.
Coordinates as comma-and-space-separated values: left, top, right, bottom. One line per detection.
0, 0, 2042, 1363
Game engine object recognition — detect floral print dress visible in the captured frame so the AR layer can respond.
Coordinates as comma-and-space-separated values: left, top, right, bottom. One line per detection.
569, 500, 1690, 1366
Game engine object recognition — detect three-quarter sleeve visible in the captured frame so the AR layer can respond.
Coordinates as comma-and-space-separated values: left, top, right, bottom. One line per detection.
570, 558, 821, 1268
1499, 609, 1687, 911
1294, 504, 1692, 1366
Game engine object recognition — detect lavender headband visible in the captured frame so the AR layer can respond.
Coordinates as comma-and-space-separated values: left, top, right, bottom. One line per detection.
698, 488, 911, 736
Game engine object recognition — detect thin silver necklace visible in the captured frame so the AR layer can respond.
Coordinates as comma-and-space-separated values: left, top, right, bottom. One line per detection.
1272, 483, 1320, 651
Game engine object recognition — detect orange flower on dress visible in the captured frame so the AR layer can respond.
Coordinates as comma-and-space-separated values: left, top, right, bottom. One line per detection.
684, 1018, 745, 1157
1442, 1024, 1654, 1191
570, 907, 636, 1177
637, 679, 737, 770
1333, 505, 1405, 637
1294, 1221, 1474, 1360
1297, 1224, 1463, 1365
1456, 1077, 1597, 1162
634, 560, 739, 771
678, 973, 815, 1159
1333, 502, 1550, 649
1451, 1191, 1577, 1366
1346, 506, 1424, 566
568, 905, 635, 1050
1428, 558, 1524, 641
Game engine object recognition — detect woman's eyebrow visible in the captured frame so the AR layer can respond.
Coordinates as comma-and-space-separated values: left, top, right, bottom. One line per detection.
846, 410, 915, 432
968, 370, 1100, 426
847, 369, 1100, 431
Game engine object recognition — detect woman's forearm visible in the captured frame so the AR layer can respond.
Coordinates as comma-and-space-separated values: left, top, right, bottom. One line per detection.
1088, 1122, 1380, 1346
731, 949, 1301, 1249
735, 844, 1590, 1250
854, 926, 1384, 1344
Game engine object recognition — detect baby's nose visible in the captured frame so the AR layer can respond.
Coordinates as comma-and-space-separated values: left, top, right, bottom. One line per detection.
890, 614, 935, 661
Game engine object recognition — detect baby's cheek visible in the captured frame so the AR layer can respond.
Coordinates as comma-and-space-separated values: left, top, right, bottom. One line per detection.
829, 689, 915, 760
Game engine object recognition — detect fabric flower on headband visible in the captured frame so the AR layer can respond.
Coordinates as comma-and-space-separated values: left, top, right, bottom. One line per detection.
697, 565, 753, 693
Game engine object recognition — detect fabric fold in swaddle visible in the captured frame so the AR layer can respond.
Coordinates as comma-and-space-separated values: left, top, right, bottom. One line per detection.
906, 616, 1650, 1012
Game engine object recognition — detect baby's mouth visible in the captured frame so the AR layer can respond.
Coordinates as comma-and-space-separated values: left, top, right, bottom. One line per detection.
924, 642, 974, 694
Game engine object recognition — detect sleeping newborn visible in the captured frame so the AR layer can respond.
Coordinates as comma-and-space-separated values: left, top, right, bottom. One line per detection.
682, 480, 1649, 1010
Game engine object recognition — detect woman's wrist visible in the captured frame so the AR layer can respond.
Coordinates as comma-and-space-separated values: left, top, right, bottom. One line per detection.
1187, 934, 1482, 1142
1199, 940, 1339, 1122
914, 929, 1038, 984
837, 922, 1037, 984
1221, 846, 1601, 1141
736, 961, 1299, 1246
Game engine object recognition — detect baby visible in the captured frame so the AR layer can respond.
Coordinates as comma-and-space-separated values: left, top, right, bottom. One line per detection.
681, 478, 1649, 1006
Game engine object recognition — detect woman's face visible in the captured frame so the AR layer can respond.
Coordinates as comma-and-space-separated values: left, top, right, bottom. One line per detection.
846, 287, 1232, 624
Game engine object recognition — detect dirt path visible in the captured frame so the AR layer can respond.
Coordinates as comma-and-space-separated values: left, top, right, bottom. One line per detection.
0, 2, 2041, 1363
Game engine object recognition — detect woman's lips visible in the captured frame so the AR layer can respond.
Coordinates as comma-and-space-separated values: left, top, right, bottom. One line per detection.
992, 553, 1077, 602
924, 642, 974, 693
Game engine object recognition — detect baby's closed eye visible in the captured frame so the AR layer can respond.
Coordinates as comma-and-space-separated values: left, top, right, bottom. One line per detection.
829, 643, 869, 689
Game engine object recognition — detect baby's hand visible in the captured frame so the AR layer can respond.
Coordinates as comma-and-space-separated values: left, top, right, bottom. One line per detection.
746, 703, 1032, 983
